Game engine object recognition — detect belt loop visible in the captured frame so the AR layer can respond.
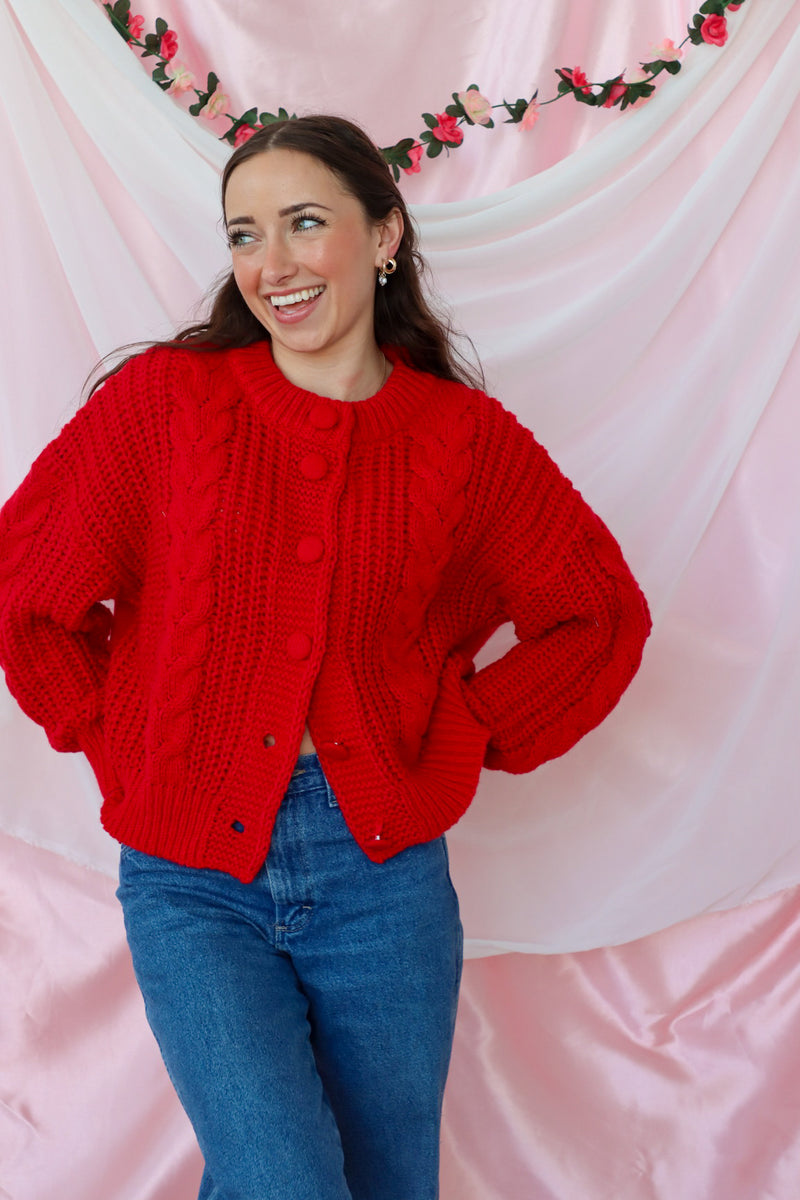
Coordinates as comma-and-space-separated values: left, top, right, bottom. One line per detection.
325, 776, 340, 808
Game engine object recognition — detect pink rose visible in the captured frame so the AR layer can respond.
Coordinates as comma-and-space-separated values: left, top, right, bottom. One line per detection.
562, 67, 592, 95
457, 89, 492, 126
402, 144, 424, 174
621, 68, 654, 108
160, 29, 179, 60
728, 4, 742, 10
234, 124, 260, 148
519, 99, 540, 131
431, 113, 463, 145
602, 80, 628, 108
700, 14, 728, 46
127, 13, 144, 39
165, 62, 194, 95
200, 88, 230, 120
649, 38, 683, 62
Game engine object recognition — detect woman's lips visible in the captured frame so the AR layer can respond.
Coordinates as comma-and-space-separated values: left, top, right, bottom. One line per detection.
266, 285, 326, 324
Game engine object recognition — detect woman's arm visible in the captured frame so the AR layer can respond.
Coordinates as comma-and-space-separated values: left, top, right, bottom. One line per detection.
0, 355, 157, 774
460, 398, 651, 774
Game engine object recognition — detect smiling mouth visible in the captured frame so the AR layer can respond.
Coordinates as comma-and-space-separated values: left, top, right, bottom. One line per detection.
269, 285, 326, 308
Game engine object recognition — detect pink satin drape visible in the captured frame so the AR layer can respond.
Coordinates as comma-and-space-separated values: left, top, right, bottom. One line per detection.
6, 832, 800, 1199
3, 0, 800, 1196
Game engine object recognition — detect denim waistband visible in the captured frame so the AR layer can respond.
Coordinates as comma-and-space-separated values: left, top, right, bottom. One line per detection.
290, 752, 338, 806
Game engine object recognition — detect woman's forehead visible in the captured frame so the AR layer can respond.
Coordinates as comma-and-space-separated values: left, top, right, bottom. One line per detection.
224, 149, 350, 211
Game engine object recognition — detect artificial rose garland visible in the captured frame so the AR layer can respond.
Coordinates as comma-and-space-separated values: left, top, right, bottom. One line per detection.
101, 0, 749, 180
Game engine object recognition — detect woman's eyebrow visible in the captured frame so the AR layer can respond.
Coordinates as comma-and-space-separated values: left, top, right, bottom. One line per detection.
226, 202, 334, 227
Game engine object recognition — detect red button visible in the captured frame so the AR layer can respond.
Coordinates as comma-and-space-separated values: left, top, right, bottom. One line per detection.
286, 632, 312, 660
320, 741, 349, 761
300, 453, 328, 480
297, 535, 324, 563
309, 402, 339, 430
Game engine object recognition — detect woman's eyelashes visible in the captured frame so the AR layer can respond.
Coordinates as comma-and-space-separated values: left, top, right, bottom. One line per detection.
292, 211, 327, 232
227, 211, 327, 248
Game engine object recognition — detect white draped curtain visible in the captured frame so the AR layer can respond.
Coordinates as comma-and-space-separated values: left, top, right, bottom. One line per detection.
3, 1, 800, 1195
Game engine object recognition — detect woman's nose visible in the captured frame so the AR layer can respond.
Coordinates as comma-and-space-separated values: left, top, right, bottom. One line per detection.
259, 238, 296, 287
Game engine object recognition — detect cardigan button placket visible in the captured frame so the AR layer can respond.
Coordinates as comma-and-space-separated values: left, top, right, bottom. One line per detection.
296, 535, 324, 564
299, 452, 328, 480
286, 632, 312, 661
319, 740, 349, 762
308, 402, 339, 430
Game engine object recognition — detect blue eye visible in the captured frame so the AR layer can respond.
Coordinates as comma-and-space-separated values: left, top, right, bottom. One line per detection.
227, 229, 256, 248
293, 212, 325, 232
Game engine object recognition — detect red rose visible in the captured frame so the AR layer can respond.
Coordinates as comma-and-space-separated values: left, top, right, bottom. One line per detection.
234, 124, 261, 148
700, 14, 728, 46
727, 3, 742, 10
402, 144, 424, 174
160, 29, 179, 60
562, 67, 592, 95
603, 81, 628, 108
127, 13, 144, 39
431, 113, 463, 145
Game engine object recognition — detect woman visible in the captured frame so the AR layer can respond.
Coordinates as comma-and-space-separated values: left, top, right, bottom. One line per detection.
0, 116, 651, 1199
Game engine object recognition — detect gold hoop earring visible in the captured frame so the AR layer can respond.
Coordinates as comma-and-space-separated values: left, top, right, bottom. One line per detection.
377, 258, 397, 287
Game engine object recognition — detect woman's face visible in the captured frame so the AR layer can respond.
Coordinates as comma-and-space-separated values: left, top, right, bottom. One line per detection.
224, 148, 401, 370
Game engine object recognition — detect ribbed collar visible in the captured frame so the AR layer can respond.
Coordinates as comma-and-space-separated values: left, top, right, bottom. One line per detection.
225, 341, 438, 443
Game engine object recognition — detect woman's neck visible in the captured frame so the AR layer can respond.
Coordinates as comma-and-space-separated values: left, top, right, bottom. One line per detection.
271, 344, 390, 403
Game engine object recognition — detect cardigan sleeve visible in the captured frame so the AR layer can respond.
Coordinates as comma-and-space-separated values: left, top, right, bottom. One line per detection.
0, 353, 160, 778
459, 398, 652, 774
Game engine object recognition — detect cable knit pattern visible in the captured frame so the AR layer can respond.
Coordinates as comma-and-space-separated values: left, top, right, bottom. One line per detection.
153, 367, 236, 779
384, 408, 475, 753
0, 341, 651, 882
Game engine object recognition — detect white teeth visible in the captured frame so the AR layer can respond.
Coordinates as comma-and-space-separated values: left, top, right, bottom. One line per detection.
270, 285, 325, 308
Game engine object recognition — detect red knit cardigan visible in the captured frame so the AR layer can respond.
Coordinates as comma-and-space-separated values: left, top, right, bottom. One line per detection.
0, 342, 651, 881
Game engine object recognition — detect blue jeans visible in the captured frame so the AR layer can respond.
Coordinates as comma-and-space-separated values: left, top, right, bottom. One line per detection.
116, 754, 463, 1200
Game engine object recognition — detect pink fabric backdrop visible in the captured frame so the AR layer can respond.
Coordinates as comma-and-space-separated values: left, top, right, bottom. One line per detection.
6, 832, 800, 1198
3, 0, 800, 1195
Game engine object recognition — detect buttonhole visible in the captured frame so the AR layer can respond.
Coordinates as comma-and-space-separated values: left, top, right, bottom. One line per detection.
263, 734, 276, 748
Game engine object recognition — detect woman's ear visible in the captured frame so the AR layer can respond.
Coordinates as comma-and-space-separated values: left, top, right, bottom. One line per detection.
375, 208, 404, 266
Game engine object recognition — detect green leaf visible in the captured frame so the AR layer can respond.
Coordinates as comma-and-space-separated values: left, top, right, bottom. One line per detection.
426, 139, 443, 158
144, 32, 159, 51
396, 137, 415, 152
422, 112, 437, 130
155, 17, 168, 35
445, 103, 461, 119
241, 107, 258, 124
419, 130, 433, 144
466, 83, 479, 92
699, 0, 724, 12
188, 101, 203, 116
277, 107, 289, 120
483, 118, 495, 129
207, 73, 219, 93
665, 60, 682, 74
112, 0, 131, 20
391, 164, 400, 182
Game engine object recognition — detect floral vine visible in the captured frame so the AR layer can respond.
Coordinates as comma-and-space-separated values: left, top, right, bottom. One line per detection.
102, 0, 747, 180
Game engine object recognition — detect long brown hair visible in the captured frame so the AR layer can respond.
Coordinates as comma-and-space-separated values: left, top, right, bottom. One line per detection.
88, 115, 484, 395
